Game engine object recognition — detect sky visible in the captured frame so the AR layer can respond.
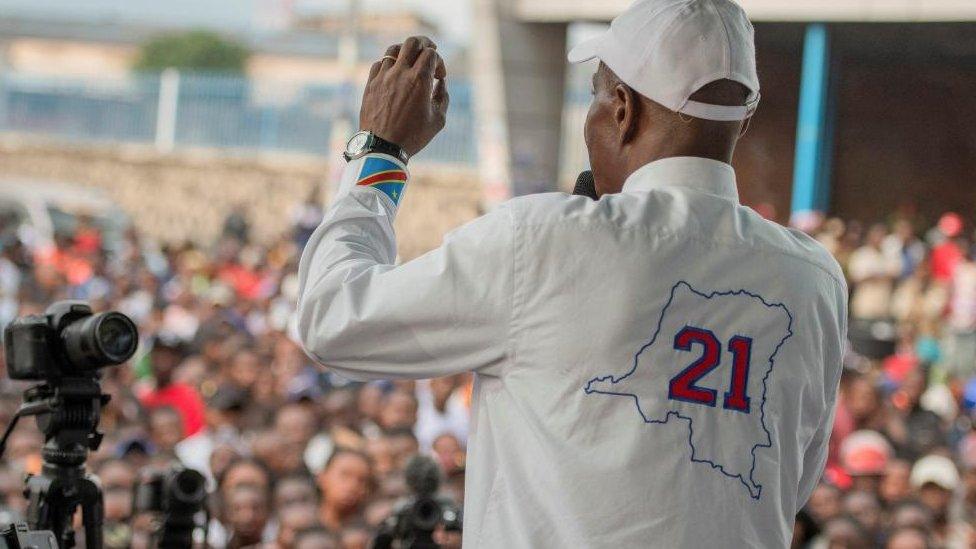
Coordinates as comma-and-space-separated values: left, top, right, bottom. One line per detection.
0, 0, 474, 42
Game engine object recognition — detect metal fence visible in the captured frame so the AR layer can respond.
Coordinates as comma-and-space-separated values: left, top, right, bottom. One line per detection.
0, 70, 477, 165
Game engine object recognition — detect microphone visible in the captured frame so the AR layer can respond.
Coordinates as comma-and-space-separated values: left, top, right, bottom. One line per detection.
404, 454, 442, 497
573, 170, 598, 200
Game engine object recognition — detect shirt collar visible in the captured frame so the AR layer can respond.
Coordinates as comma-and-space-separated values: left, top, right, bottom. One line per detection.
620, 156, 739, 203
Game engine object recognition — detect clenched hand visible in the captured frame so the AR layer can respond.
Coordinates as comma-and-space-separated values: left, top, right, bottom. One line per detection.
360, 36, 450, 157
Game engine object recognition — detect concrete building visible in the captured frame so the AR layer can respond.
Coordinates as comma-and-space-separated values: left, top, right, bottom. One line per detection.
0, 10, 450, 84
474, 0, 976, 226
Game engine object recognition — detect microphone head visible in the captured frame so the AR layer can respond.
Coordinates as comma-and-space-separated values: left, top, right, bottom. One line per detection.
404, 454, 441, 496
573, 170, 598, 200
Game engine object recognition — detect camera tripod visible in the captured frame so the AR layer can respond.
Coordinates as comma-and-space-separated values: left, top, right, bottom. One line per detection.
0, 377, 110, 549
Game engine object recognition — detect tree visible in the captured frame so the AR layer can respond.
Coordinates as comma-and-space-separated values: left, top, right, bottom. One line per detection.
134, 30, 249, 73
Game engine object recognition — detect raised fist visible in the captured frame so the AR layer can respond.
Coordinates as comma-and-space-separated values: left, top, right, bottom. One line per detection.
360, 36, 450, 157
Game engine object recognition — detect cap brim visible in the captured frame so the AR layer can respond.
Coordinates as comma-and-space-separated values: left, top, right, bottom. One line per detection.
567, 33, 605, 64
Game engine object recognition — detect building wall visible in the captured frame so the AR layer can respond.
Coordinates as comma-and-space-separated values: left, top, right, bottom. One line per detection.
830, 24, 976, 225
6, 39, 136, 77
2, 37, 370, 85
246, 53, 365, 83
730, 23, 976, 226
0, 140, 481, 259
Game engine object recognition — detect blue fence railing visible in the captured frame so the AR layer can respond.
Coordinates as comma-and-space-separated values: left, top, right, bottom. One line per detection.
0, 71, 477, 165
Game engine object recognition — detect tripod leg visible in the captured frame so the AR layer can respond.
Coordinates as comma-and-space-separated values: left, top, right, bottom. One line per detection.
78, 476, 104, 549
23, 473, 74, 548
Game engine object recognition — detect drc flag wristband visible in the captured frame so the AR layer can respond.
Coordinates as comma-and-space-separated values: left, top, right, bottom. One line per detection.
355, 156, 408, 206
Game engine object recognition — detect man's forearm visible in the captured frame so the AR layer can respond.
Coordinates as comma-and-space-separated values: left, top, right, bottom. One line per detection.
296, 34, 515, 381
296, 152, 406, 361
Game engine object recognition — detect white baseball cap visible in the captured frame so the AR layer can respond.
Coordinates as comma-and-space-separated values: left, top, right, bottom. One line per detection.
910, 455, 960, 491
568, 0, 760, 122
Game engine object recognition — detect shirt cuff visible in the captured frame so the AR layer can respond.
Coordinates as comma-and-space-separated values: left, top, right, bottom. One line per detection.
336, 153, 410, 209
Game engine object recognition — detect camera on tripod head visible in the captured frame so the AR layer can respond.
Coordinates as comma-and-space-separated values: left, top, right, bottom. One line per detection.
4, 301, 137, 380
0, 300, 139, 549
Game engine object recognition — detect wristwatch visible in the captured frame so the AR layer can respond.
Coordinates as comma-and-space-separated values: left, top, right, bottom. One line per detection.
343, 131, 410, 165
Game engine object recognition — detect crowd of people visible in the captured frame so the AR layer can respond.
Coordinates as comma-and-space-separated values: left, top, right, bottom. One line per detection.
3, 194, 976, 548
800, 212, 976, 548
0, 197, 468, 548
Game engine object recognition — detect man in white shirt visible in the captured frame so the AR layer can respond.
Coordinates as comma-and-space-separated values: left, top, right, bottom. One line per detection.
415, 378, 470, 451
297, 0, 847, 546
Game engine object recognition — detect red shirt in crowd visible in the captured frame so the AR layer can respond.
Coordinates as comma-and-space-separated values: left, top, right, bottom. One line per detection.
74, 227, 102, 255
931, 240, 963, 282
138, 383, 206, 437
219, 263, 263, 300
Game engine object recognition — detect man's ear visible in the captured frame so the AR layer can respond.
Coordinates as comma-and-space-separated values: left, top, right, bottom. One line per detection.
613, 84, 640, 145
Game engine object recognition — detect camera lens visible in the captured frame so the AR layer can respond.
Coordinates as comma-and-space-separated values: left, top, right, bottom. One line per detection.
170, 469, 207, 506
97, 315, 137, 359
410, 498, 442, 531
62, 311, 138, 371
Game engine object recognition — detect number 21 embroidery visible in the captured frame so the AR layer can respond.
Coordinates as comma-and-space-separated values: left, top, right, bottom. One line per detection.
668, 326, 753, 413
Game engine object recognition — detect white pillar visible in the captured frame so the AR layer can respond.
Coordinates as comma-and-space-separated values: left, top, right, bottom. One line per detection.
473, 0, 568, 201
328, 0, 361, 197
155, 68, 180, 153
0, 40, 9, 129
472, 0, 513, 205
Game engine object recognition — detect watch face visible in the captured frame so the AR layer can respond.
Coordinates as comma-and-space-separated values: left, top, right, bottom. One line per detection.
346, 132, 370, 156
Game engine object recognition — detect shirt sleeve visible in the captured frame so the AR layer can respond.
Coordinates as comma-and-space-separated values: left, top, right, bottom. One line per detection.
296, 153, 514, 381
797, 282, 847, 510
796, 395, 836, 510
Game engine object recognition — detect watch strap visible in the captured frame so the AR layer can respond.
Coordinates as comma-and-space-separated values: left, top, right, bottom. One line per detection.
368, 134, 410, 165
344, 132, 410, 165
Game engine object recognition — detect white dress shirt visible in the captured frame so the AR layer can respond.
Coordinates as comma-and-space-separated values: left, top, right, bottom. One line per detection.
298, 154, 847, 548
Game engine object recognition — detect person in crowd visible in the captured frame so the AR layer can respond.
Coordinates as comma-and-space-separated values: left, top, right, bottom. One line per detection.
317, 448, 373, 533
147, 405, 184, 459
293, 526, 340, 549
840, 430, 893, 493
930, 213, 965, 283
209, 458, 276, 547
97, 459, 137, 548
945, 244, 976, 378
136, 332, 206, 439
176, 383, 249, 481
271, 502, 319, 549
886, 370, 944, 461
222, 203, 251, 245
842, 490, 883, 545
415, 376, 469, 451
885, 526, 931, 549
880, 459, 914, 508
377, 390, 418, 433
883, 219, 926, 282
819, 514, 872, 548
222, 483, 271, 549
291, 187, 325, 248
849, 223, 902, 320
274, 472, 320, 511
909, 454, 960, 545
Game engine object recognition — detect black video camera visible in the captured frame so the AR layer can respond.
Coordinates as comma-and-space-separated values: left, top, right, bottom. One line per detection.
133, 466, 208, 549
0, 301, 139, 549
373, 455, 461, 549
4, 301, 138, 380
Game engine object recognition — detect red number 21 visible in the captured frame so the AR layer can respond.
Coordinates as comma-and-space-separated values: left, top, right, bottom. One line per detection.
668, 326, 753, 413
